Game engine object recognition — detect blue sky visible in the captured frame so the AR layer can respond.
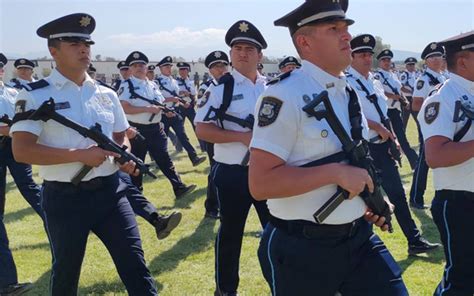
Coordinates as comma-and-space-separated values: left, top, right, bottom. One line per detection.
0, 0, 472, 61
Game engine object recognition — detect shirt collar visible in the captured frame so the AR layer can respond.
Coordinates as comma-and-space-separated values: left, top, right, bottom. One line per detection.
301, 60, 346, 91
425, 67, 443, 79
347, 66, 367, 81
377, 68, 392, 76
450, 73, 474, 96
231, 69, 266, 86
131, 75, 147, 84
49, 68, 95, 90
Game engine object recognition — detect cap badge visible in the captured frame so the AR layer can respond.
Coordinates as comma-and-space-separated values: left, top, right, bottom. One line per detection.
384, 50, 389, 54
363, 36, 370, 43
239, 22, 249, 33
214, 51, 222, 58
289, 57, 293, 61
20, 59, 25, 64
79, 15, 92, 27
133, 52, 140, 59
430, 43, 437, 50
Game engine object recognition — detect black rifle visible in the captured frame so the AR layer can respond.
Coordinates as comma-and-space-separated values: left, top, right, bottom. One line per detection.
0, 114, 12, 126
203, 106, 254, 165
131, 95, 178, 122
302, 91, 393, 232
366, 94, 402, 167
28, 98, 157, 185
377, 71, 409, 108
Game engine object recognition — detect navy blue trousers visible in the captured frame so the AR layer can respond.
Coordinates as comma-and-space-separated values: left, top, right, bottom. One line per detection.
387, 109, 418, 170
118, 171, 158, 224
432, 191, 474, 296
0, 140, 42, 288
369, 142, 421, 243
259, 218, 408, 296
410, 140, 429, 206
129, 122, 185, 192
204, 143, 218, 213
162, 115, 198, 161
212, 163, 269, 293
42, 173, 157, 296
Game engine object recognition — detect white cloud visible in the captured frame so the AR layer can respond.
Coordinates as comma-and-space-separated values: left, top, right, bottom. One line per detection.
107, 27, 226, 49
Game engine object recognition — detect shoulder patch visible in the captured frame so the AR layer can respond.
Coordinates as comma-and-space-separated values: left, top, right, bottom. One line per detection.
416, 80, 425, 90
373, 72, 381, 80
266, 71, 292, 86
15, 100, 26, 114
258, 96, 283, 127
197, 91, 211, 108
26, 79, 49, 91
424, 101, 440, 124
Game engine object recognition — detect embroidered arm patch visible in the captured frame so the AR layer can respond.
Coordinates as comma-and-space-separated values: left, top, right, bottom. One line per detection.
258, 96, 283, 127
417, 80, 425, 90
424, 101, 440, 124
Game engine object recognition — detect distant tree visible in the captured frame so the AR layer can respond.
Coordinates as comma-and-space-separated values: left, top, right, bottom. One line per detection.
95, 54, 102, 61
372, 36, 391, 67
104, 56, 117, 61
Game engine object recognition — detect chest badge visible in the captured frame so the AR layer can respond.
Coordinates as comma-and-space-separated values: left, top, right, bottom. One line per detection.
321, 130, 329, 138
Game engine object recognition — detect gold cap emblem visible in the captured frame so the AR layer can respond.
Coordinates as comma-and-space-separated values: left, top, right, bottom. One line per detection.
214, 51, 222, 58
239, 22, 249, 33
20, 59, 25, 64
79, 15, 91, 27
133, 52, 140, 59
430, 43, 437, 50
363, 36, 370, 43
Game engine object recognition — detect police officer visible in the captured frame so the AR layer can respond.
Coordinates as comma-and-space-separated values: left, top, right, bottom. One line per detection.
399, 57, 420, 129
278, 56, 301, 73
195, 20, 270, 296
118, 50, 196, 197
410, 42, 447, 209
112, 60, 130, 91
198, 50, 230, 219
176, 62, 198, 127
249, 1, 409, 294
7, 58, 36, 90
10, 14, 157, 295
374, 49, 419, 170
156, 56, 205, 166
146, 64, 156, 81
420, 31, 474, 296
347, 34, 439, 255
0, 53, 35, 296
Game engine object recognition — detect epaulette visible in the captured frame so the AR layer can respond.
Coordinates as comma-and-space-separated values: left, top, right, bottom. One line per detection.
218, 72, 233, 85
25, 79, 49, 91
266, 71, 292, 86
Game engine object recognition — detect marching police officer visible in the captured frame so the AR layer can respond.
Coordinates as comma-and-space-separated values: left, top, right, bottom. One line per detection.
374, 49, 419, 170
146, 64, 156, 81
195, 20, 270, 296
347, 34, 439, 255
249, 1, 409, 295
410, 42, 447, 209
156, 56, 206, 166
10, 14, 157, 295
118, 50, 196, 197
399, 57, 420, 129
176, 62, 197, 127
198, 50, 230, 219
0, 53, 36, 296
420, 31, 474, 296
278, 56, 301, 73
112, 60, 130, 91
7, 58, 37, 90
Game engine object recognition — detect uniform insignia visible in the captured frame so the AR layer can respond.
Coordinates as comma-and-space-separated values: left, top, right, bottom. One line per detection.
133, 52, 140, 59
197, 91, 210, 108
20, 59, 25, 64
326, 82, 335, 89
289, 57, 293, 61
384, 50, 389, 54
198, 89, 205, 98
417, 80, 425, 90
79, 15, 92, 27
267, 71, 292, 85
15, 100, 26, 113
302, 95, 311, 104
363, 36, 370, 43
117, 87, 124, 96
258, 96, 283, 127
430, 43, 437, 50
231, 94, 244, 101
54, 102, 71, 110
321, 130, 329, 138
424, 102, 440, 124
239, 22, 249, 33
214, 51, 222, 58
167, 57, 171, 62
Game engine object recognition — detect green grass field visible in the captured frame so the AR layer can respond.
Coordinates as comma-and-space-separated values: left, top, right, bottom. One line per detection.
4, 117, 444, 295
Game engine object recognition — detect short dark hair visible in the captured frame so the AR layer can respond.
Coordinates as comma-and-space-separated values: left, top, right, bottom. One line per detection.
47, 39, 61, 49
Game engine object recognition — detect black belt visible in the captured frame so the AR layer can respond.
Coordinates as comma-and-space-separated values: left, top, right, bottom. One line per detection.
436, 190, 474, 202
44, 173, 116, 191
215, 161, 248, 170
129, 121, 160, 129
270, 215, 364, 239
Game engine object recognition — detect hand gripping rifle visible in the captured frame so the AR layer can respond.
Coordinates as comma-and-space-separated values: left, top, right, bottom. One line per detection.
28, 98, 157, 185
302, 91, 393, 232
0, 114, 12, 126
203, 106, 254, 165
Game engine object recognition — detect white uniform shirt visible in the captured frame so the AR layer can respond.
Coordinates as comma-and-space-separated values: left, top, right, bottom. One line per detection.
347, 67, 389, 143
197, 79, 217, 99
0, 82, 18, 126
155, 74, 180, 108
418, 73, 474, 192
195, 69, 267, 165
399, 70, 417, 96
176, 76, 197, 97
413, 68, 446, 100
373, 68, 403, 110
118, 76, 164, 124
10, 69, 129, 182
7, 77, 35, 89
250, 60, 367, 224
